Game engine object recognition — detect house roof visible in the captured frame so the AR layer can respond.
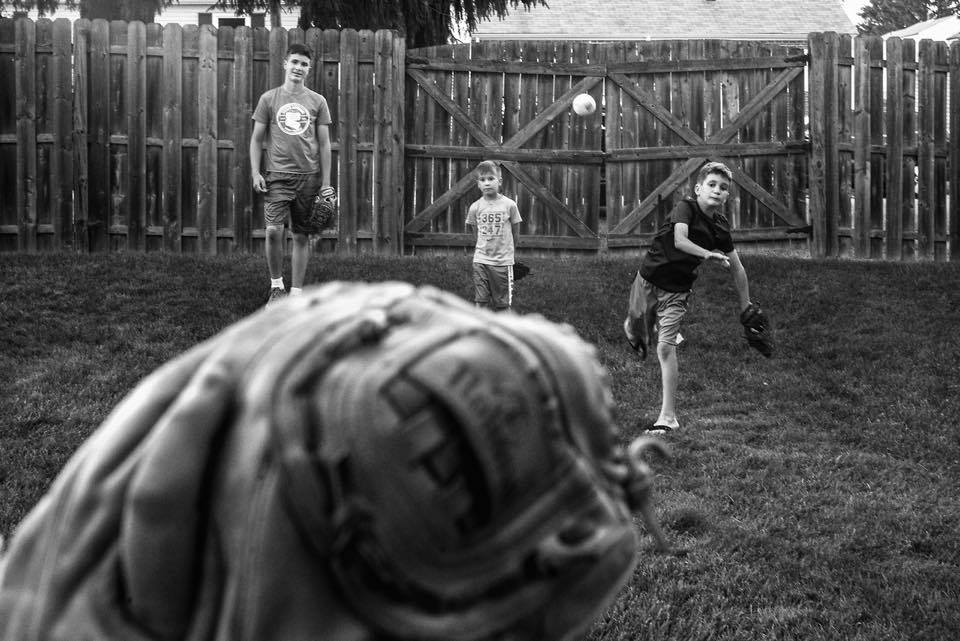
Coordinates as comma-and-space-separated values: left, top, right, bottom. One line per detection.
471, 0, 857, 42
884, 14, 960, 41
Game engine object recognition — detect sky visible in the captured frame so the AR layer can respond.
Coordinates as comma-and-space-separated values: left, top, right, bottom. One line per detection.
842, 0, 870, 25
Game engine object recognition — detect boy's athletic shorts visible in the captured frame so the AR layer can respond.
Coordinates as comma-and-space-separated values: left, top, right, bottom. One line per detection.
629, 274, 689, 346
473, 263, 513, 310
264, 171, 322, 235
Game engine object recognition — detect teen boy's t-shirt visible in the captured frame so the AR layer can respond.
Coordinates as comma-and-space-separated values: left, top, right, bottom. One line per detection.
466, 194, 522, 266
252, 86, 331, 174
640, 197, 735, 292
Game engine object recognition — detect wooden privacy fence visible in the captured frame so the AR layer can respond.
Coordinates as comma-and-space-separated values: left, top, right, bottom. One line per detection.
0, 18, 404, 254
1, 19, 958, 260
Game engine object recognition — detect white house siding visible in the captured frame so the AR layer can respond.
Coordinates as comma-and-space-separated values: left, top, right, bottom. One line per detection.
2, 2, 300, 29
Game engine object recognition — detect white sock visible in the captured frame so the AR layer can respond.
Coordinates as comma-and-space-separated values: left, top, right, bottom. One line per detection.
289, 287, 303, 296
271, 277, 284, 289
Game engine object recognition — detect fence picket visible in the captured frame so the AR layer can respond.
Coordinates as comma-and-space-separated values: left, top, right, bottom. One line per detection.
885, 37, 905, 260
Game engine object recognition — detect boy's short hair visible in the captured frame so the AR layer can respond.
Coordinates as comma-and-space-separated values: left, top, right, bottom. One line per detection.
286, 43, 313, 60
475, 160, 501, 179
696, 161, 732, 184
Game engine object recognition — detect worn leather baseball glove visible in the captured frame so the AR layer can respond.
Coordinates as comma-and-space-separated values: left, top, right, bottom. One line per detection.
306, 185, 338, 232
0, 282, 671, 641
740, 301, 773, 357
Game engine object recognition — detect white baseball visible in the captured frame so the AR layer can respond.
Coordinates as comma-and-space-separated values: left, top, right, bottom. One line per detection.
572, 93, 596, 116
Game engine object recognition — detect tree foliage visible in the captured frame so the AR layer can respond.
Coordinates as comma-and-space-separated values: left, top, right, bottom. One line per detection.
212, 0, 549, 48
857, 0, 960, 35
5, 0, 173, 21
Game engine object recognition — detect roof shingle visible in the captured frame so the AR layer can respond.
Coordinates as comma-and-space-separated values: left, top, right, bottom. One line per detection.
472, 0, 856, 42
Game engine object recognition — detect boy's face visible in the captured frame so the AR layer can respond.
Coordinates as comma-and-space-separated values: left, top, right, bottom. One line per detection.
694, 171, 731, 210
477, 171, 501, 197
283, 53, 311, 84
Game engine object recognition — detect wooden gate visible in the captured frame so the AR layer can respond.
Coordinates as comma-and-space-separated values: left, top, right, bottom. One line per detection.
403, 40, 810, 255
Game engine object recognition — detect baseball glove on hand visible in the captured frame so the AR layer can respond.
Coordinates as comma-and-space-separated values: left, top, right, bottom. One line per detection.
513, 261, 531, 281
0, 281, 671, 641
306, 186, 338, 232
740, 301, 773, 357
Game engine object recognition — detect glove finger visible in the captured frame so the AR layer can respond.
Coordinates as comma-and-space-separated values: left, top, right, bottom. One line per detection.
120, 357, 236, 637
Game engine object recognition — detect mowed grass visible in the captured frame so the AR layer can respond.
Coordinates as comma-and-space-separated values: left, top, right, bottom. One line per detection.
2, 252, 959, 640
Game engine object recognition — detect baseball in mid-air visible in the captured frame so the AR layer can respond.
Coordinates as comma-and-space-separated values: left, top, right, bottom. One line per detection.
573, 93, 597, 116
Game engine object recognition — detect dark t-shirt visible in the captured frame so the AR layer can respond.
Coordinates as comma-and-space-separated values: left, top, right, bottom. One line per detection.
639, 198, 735, 292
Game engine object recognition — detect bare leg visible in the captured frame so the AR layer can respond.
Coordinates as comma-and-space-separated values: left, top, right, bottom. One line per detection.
655, 341, 680, 428
265, 225, 285, 281
290, 232, 310, 289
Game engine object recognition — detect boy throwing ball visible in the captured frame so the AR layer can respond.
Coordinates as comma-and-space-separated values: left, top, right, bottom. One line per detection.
624, 161, 771, 434
466, 160, 522, 310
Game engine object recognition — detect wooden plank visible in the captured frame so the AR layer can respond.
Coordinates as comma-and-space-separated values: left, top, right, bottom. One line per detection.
950, 41, 960, 260
216, 25, 235, 254
51, 18, 72, 250
197, 24, 217, 254
127, 20, 146, 251
867, 36, 885, 258
161, 23, 182, 252
233, 25, 253, 252
108, 20, 127, 251
836, 34, 854, 255
71, 19, 90, 252
885, 37, 904, 260
339, 28, 359, 253
15, 17, 37, 251
355, 30, 375, 242
916, 39, 935, 260
932, 41, 948, 262
144, 22, 164, 251
853, 36, 871, 257
901, 38, 918, 261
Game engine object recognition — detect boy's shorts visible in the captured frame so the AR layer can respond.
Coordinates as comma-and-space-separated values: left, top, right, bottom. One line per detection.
263, 171, 322, 235
628, 273, 690, 346
473, 263, 513, 310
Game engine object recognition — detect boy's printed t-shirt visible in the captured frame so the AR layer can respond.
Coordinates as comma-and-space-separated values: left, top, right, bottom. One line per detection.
466, 195, 522, 266
252, 87, 331, 173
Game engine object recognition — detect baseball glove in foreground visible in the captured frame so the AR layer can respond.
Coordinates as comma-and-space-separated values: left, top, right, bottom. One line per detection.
306, 185, 338, 232
740, 301, 773, 357
0, 282, 671, 641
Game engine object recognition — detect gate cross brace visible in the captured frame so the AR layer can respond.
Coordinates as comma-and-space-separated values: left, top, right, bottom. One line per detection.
609, 66, 806, 234
404, 70, 602, 238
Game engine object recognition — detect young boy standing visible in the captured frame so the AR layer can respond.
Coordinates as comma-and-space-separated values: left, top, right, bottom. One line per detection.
250, 43, 333, 307
624, 161, 761, 434
466, 160, 522, 310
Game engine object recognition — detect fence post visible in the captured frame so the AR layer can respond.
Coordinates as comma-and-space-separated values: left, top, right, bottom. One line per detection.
950, 41, 960, 261
197, 24, 218, 255
338, 29, 359, 254
15, 18, 37, 252
127, 20, 147, 251
852, 36, 871, 258
807, 32, 840, 258
162, 23, 183, 253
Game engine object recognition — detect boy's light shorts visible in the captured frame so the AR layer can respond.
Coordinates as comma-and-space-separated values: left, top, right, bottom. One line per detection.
263, 171, 322, 235
629, 275, 690, 346
473, 263, 513, 310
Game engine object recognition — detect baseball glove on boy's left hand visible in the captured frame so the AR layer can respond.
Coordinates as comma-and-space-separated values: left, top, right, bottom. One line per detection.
513, 261, 531, 281
306, 186, 338, 233
740, 302, 773, 358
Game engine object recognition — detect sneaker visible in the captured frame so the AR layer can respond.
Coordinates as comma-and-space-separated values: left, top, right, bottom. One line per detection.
266, 287, 287, 308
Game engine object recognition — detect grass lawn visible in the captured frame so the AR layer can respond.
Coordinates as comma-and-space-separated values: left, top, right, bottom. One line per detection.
2, 252, 958, 640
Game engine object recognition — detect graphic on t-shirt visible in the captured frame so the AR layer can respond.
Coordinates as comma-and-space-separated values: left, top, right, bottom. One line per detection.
476, 210, 506, 237
276, 103, 311, 135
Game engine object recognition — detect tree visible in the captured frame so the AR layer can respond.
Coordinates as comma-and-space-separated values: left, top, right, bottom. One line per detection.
212, 0, 550, 48
857, 0, 960, 35
4, 0, 173, 22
